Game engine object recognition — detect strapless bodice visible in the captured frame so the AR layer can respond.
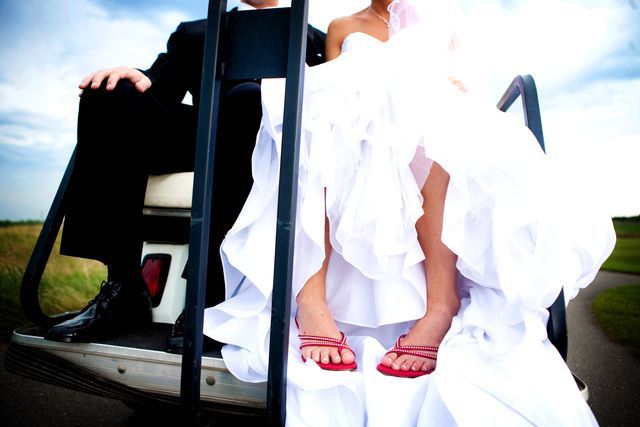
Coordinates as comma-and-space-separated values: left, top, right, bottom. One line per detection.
341, 32, 385, 53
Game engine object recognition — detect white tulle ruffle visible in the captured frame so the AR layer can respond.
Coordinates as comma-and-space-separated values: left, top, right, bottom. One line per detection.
204, 4, 614, 425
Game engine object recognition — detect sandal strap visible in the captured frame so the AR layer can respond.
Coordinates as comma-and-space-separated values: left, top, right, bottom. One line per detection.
385, 348, 437, 360
384, 334, 439, 360
299, 332, 354, 354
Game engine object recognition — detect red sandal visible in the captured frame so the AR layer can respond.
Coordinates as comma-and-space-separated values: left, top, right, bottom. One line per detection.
298, 332, 358, 371
376, 334, 438, 378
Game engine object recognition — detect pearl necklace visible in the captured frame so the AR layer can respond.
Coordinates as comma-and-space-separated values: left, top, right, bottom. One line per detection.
368, 6, 390, 27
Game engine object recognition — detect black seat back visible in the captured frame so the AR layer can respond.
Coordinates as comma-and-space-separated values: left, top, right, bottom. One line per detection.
221, 8, 292, 80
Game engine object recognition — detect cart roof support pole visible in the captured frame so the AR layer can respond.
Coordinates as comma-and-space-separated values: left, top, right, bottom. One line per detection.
267, 0, 309, 425
181, 0, 227, 420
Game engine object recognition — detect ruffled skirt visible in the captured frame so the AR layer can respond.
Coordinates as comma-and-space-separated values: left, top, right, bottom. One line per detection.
204, 27, 615, 426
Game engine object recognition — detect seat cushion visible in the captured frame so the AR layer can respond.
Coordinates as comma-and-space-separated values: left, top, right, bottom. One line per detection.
144, 172, 194, 209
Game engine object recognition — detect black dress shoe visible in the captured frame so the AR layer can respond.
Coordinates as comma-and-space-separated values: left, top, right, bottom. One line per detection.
165, 310, 217, 354
44, 275, 152, 343
166, 311, 186, 354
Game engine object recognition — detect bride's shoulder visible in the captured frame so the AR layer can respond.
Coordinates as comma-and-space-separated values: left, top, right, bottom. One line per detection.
325, 16, 355, 60
327, 16, 356, 39
326, 10, 370, 60
330, 7, 372, 34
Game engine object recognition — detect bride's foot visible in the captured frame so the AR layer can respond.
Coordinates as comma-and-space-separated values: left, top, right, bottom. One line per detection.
380, 304, 458, 374
296, 297, 356, 367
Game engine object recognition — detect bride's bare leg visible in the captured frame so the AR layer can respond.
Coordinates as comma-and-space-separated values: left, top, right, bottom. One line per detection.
380, 162, 460, 373
295, 215, 356, 366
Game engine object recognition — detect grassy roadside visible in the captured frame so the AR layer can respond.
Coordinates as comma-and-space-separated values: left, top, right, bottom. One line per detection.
0, 215, 637, 344
592, 216, 640, 356
0, 223, 105, 341
601, 217, 640, 275
592, 285, 640, 357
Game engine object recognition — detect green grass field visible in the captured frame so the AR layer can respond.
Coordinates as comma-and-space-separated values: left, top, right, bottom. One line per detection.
0, 223, 105, 341
591, 217, 640, 355
601, 218, 640, 275
592, 285, 640, 356
0, 216, 637, 343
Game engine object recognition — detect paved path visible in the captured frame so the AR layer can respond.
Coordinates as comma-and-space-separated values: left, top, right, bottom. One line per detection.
567, 270, 640, 426
1, 271, 639, 426
1, 340, 135, 426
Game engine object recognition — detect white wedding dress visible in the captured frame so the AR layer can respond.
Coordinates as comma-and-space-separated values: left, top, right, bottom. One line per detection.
204, 1, 615, 425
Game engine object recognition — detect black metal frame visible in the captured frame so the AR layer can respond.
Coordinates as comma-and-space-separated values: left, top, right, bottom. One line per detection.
19, 148, 78, 327
496, 74, 567, 360
17, 1, 309, 424
182, 1, 308, 425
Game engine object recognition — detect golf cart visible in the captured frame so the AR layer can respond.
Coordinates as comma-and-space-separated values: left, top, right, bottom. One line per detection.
5, 1, 587, 425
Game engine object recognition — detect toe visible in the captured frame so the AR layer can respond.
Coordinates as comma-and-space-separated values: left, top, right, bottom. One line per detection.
320, 349, 332, 365
398, 356, 412, 372
392, 354, 406, 371
421, 360, 434, 372
330, 349, 342, 364
381, 352, 396, 368
318, 351, 328, 364
340, 349, 355, 365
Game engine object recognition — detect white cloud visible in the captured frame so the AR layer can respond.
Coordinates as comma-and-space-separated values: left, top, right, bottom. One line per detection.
309, 0, 368, 31
0, 0, 189, 150
458, 0, 633, 95
0, 0, 638, 218
543, 78, 640, 216
0, 0, 192, 219
454, 0, 640, 217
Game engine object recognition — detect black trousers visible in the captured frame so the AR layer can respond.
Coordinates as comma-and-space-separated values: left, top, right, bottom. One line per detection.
61, 80, 262, 306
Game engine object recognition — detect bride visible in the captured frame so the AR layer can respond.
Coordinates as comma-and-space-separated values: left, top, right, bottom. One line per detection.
205, 0, 615, 425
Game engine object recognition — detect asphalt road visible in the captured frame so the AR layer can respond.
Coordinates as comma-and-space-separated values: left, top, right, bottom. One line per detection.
1, 270, 639, 426
566, 270, 640, 426
1, 339, 138, 426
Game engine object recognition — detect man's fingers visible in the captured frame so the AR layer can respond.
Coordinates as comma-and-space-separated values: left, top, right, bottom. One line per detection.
78, 67, 150, 93
133, 76, 152, 93
79, 72, 96, 89
90, 69, 110, 89
105, 72, 122, 91
123, 68, 151, 93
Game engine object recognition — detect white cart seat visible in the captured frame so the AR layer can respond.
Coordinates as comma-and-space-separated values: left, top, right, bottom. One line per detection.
144, 172, 194, 209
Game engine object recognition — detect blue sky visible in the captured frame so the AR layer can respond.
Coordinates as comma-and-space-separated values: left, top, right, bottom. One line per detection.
0, 0, 639, 220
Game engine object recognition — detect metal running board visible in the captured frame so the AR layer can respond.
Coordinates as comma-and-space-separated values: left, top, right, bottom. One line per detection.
7, 328, 266, 414
7, 330, 589, 406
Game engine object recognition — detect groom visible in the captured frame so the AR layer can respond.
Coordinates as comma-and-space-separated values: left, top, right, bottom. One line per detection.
44, 0, 326, 344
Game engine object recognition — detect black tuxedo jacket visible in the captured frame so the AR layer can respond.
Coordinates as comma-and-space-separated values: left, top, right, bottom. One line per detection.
143, 18, 326, 109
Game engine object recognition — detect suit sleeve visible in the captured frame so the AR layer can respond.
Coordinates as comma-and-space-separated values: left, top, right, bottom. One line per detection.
143, 23, 190, 105
306, 25, 327, 67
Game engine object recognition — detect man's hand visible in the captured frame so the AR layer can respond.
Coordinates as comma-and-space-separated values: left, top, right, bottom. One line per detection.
79, 67, 152, 94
